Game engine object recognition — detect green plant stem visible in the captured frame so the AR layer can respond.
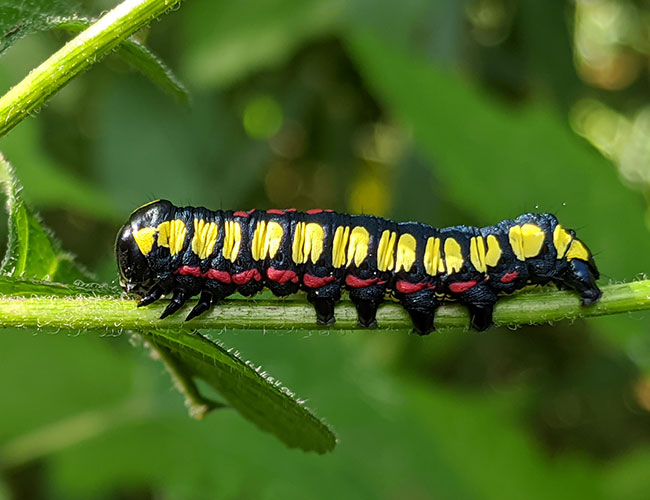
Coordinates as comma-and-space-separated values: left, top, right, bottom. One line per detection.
0, 281, 649, 332
0, 0, 184, 137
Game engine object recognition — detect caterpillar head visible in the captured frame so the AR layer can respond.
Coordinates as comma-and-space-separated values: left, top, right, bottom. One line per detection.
115, 200, 174, 295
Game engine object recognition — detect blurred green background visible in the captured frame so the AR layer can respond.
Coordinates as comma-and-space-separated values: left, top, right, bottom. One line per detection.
2, 0, 650, 498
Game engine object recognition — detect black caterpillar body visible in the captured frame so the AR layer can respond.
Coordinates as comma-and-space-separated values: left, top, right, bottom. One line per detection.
115, 200, 602, 333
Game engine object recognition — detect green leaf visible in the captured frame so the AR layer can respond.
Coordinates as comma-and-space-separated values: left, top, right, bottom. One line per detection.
0, 0, 80, 56
57, 19, 189, 105
143, 329, 337, 454
0, 153, 92, 283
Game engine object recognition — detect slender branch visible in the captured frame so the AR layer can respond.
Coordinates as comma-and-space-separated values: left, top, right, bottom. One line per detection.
0, 281, 648, 332
0, 0, 184, 137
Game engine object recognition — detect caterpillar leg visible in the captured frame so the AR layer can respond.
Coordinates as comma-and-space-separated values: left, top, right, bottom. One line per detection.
185, 290, 213, 321
352, 299, 379, 328
308, 296, 337, 325
160, 289, 189, 319
406, 308, 436, 335
467, 304, 494, 332
159, 276, 203, 319
458, 284, 498, 332
349, 285, 386, 329
138, 284, 164, 307
397, 289, 438, 335
307, 283, 341, 326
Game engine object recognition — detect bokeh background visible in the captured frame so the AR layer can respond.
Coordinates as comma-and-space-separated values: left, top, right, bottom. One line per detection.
2, 0, 650, 498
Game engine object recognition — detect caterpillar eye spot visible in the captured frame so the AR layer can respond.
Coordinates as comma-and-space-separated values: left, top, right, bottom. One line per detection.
115, 201, 601, 333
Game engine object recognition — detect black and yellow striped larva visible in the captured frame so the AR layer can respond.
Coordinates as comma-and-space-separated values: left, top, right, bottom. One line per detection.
115, 200, 602, 333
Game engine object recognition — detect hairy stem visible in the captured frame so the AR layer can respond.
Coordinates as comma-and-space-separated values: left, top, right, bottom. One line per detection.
0, 0, 184, 137
0, 281, 648, 332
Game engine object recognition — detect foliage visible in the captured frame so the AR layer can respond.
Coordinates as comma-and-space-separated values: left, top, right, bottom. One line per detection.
2, 0, 650, 499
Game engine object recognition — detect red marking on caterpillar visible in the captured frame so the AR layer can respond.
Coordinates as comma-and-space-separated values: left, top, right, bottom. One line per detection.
178, 266, 234, 284
286, 208, 297, 212
449, 280, 478, 293
500, 271, 518, 283
396, 281, 427, 294
176, 265, 202, 277
266, 209, 285, 215
233, 211, 250, 217
206, 269, 231, 283
345, 275, 385, 288
267, 267, 299, 284
232, 269, 261, 285
303, 274, 336, 288
307, 209, 323, 214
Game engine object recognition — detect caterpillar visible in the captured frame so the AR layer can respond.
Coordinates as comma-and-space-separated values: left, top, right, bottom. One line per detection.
115, 200, 602, 334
